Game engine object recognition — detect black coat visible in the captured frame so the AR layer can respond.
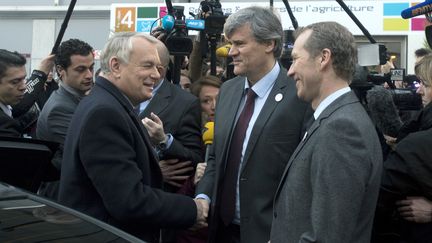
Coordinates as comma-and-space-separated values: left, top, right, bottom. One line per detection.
59, 77, 197, 242
375, 103, 432, 243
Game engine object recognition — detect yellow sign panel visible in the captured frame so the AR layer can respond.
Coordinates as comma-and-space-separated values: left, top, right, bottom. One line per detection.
115, 7, 136, 32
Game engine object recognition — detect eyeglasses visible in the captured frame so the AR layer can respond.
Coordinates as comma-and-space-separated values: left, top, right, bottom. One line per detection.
418, 78, 431, 88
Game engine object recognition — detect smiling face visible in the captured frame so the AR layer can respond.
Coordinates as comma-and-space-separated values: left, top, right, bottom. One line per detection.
0, 66, 27, 106
58, 53, 94, 94
116, 37, 161, 106
227, 24, 276, 84
199, 84, 219, 121
287, 29, 322, 107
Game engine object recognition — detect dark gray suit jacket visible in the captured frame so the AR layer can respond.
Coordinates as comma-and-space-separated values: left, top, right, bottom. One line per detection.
59, 77, 197, 242
0, 109, 22, 137
138, 80, 203, 165
271, 91, 383, 243
36, 85, 81, 199
196, 66, 311, 243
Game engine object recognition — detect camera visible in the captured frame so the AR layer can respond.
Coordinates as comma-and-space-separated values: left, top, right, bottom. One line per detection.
199, 0, 226, 36
165, 6, 193, 56
351, 66, 422, 112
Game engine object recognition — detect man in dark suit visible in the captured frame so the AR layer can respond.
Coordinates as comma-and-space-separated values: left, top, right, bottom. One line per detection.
58, 33, 207, 242
37, 39, 94, 200
0, 50, 54, 137
270, 22, 383, 243
195, 6, 310, 243
140, 41, 203, 189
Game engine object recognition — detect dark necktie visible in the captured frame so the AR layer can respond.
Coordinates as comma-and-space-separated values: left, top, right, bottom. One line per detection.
220, 88, 257, 226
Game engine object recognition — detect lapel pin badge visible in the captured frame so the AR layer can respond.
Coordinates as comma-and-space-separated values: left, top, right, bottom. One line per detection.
275, 93, 283, 102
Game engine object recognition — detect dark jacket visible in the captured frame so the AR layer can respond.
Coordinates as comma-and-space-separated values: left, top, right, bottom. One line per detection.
59, 77, 197, 242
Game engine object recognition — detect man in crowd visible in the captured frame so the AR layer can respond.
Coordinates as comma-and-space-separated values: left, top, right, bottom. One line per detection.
140, 37, 204, 243
37, 38, 94, 200
0, 49, 54, 137
195, 6, 310, 243
58, 32, 207, 242
270, 21, 382, 243
140, 40, 203, 188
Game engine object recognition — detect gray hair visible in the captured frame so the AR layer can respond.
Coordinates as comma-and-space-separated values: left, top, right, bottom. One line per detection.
223, 6, 283, 58
294, 22, 357, 82
155, 41, 170, 68
100, 32, 159, 74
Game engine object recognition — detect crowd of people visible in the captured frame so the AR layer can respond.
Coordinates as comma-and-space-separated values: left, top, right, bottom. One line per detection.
0, 5, 431, 243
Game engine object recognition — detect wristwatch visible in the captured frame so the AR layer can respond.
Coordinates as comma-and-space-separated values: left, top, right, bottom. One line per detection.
156, 134, 169, 151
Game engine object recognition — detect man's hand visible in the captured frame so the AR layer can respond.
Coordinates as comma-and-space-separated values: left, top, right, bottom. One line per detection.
383, 134, 397, 151
194, 162, 207, 185
159, 159, 194, 187
38, 54, 56, 75
142, 112, 166, 145
396, 196, 432, 223
190, 198, 209, 230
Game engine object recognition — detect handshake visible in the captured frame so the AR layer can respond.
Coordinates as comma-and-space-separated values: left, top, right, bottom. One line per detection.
191, 198, 209, 230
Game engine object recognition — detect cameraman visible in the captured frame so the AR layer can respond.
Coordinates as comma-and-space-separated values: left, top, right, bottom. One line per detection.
375, 54, 432, 242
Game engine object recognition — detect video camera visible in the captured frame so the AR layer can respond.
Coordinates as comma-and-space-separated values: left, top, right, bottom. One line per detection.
164, 6, 193, 56
198, 0, 226, 36
367, 69, 422, 111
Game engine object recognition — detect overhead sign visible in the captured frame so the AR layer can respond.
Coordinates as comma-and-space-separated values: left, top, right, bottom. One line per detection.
110, 1, 427, 35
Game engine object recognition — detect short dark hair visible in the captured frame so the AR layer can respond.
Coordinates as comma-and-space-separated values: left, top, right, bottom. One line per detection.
55, 39, 93, 69
414, 48, 431, 58
294, 22, 357, 82
0, 49, 26, 81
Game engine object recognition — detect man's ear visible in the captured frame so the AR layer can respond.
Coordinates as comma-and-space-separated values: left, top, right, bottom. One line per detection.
56, 65, 64, 79
265, 40, 276, 54
109, 56, 122, 78
319, 48, 332, 69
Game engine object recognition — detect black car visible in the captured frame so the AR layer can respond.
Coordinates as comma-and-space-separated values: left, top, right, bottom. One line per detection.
0, 182, 145, 242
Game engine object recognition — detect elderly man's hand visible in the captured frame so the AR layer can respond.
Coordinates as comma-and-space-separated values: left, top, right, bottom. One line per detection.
142, 112, 166, 145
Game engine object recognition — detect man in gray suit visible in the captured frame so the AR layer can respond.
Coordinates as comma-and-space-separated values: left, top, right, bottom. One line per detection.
36, 39, 94, 200
270, 22, 383, 243
195, 6, 310, 243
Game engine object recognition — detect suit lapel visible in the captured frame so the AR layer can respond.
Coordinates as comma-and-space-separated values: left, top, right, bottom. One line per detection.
240, 69, 288, 172
139, 80, 171, 119
96, 77, 159, 164
218, 77, 246, 171
274, 91, 359, 200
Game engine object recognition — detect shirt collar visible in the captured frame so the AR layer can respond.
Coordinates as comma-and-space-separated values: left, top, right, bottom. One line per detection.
244, 63, 280, 98
0, 102, 12, 117
314, 86, 351, 119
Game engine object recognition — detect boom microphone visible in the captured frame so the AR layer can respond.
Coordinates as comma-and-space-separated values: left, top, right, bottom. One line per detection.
202, 122, 214, 162
401, 0, 432, 19
216, 44, 231, 58
366, 86, 403, 137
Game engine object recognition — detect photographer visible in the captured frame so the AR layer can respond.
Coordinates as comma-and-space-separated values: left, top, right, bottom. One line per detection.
374, 54, 432, 243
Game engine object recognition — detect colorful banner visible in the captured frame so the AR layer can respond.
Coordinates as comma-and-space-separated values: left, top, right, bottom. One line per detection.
110, 1, 429, 35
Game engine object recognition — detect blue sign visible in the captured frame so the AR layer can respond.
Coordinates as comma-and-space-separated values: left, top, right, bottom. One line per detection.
137, 19, 156, 32
186, 19, 205, 30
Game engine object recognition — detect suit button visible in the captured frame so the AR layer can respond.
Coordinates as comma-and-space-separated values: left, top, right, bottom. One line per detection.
240, 177, 247, 181
274, 211, 277, 218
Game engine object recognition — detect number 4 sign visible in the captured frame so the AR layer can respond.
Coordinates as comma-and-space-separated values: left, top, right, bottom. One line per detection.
115, 7, 136, 32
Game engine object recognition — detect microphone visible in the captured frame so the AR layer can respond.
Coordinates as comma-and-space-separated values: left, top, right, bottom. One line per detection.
366, 86, 403, 137
401, 0, 432, 19
216, 44, 231, 58
161, 14, 175, 31
202, 121, 214, 162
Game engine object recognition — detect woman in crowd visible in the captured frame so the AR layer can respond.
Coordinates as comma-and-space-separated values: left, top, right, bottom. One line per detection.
374, 54, 432, 243
191, 75, 222, 125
